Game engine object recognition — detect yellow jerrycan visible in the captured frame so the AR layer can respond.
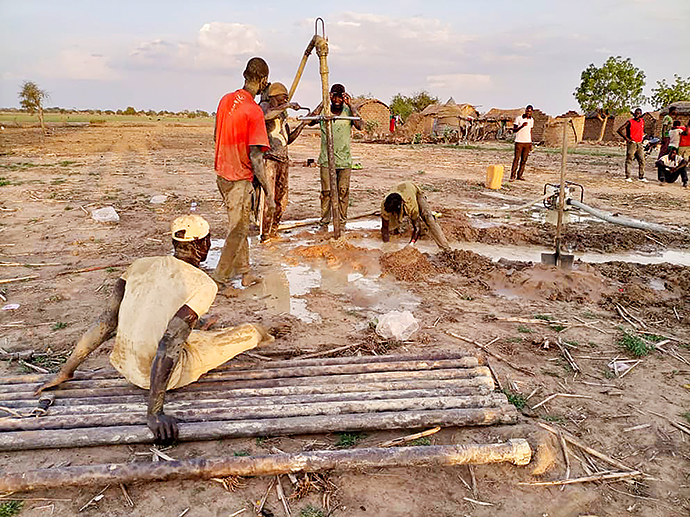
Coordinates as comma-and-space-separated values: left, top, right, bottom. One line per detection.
486, 164, 504, 189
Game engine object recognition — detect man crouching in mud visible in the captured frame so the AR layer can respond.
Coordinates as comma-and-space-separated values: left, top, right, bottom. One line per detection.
36, 215, 273, 443
380, 180, 451, 251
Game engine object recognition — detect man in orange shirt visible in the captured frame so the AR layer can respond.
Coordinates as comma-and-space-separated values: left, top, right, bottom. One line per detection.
213, 57, 275, 287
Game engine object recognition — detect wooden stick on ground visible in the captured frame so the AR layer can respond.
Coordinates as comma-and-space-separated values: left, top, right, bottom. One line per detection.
538, 422, 635, 472
615, 305, 638, 329
378, 427, 441, 448
56, 264, 128, 276
0, 262, 61, 267
447, 332, 534, 377
518, 470, 643, 486
275, 475, 292, 517
532, 393, 593, 410
558, 431, 570, 491
295, 343, 361, 360
556, 338, 580, 373
0, 275, 39, 285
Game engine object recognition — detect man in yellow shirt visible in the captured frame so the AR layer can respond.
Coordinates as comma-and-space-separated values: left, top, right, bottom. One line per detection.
380, 181, 451, 251
36, 215, 273, 443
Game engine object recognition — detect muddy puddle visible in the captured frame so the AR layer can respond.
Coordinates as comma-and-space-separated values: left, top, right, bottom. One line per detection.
202, 238, 420, 323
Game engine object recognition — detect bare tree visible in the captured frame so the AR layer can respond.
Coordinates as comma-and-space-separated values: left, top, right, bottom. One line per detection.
19, 81, 49, 134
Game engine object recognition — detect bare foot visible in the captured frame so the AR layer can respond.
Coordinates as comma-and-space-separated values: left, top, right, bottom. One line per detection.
241, 272, 261, 287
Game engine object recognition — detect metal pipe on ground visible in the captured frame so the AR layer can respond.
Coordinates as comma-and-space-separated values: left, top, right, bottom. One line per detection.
0, 357, 483, 394
0, 394, 508, 431
0, 439, 531, 492
0, 367, 493, 402
3, 386, 494, 416
0, 376, 496, 409
568, 198, 684, 234
0, 406, 518, 451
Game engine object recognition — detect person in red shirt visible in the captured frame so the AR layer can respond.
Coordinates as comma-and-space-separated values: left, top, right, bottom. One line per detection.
679, 119, 690, 161
617, 108, 646, 182
213, 57, 275, 288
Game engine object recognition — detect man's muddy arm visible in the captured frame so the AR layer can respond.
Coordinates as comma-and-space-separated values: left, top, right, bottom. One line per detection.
409, 218, 421, 244
288, 120, 309, 144
35, 279, 125, 394
250, 146, 275, 212
147, 305, 198, 444
381, 217, 390, 242
307, 103, 323, 127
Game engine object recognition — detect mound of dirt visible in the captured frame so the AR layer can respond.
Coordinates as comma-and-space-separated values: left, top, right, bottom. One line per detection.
380, 246, 437, 281
440, 211, 539, 246
290, 238, 374, 272
437, 249, 497, 278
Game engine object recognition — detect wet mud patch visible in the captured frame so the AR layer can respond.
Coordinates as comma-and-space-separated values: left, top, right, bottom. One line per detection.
290, 238, 378, 274
595, 261, 690, 318
379, 246, 437, 281
436, 249, 615, 303
440, 210, 540, 246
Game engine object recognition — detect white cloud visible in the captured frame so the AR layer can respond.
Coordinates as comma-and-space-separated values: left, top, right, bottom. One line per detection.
130, 22, 261, 71
39, 50, 119, 81
427, 73, 492, 90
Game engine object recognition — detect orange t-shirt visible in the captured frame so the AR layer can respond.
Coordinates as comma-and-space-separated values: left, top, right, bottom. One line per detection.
214, 89, 269, 182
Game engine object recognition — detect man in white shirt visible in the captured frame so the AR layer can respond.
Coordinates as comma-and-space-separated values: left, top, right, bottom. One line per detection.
510, 105, 534, 181
36, 215, 273, 443
656, 147, 687, 188
668, 120, 683, 152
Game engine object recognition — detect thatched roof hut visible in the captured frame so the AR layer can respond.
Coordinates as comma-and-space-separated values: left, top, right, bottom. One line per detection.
352, 98, 391, 136
480, 107, 549, 142
417, 99, 478, 135
660, 101, 690, 117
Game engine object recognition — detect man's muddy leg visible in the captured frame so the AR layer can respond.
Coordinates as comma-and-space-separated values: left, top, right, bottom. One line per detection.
214, 178, 253, 284
337, 167, 351, 225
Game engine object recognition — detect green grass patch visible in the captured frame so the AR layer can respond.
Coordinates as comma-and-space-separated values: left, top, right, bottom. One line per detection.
517, 325, 534, 334
542, 415, 565, 423
642, 333, 666, 343
52, 322, 68, 331
233, 450, 250, 457
336, 432, 363, 449
618, 333, 653, 357
255, 436, 267, 446
565, 340, 579, 347
551, 324, 566, 332
0, 501, 23, 517
503, 389, 527, 410
506, 337, 523, 343
681, 411, 690, 424
51, 178, 66, 185
0, 178, 10, 187
534, 314, 553, 321
408, 437, 432, 446
299, 505, 325, 517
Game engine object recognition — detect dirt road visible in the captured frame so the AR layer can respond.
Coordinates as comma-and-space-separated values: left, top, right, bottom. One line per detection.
0, 123, 688, 516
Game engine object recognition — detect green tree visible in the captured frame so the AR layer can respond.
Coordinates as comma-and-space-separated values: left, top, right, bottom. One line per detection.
123, 106, 137, 115
650, 75, 690, 110
390, 90, 439, 120
18, 80, 49, 134
574, 56, 646, 141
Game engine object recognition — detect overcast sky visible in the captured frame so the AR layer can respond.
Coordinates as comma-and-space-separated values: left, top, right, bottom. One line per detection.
1, 0, 688, 115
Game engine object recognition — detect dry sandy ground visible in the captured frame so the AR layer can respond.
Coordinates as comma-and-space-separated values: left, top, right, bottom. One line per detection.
0, 123, 689, 517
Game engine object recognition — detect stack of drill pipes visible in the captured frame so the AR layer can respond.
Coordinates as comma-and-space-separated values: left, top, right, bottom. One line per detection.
0, 352, 520, 451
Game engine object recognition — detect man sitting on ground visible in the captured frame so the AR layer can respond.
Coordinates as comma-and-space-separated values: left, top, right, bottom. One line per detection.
380, 181, 451, 251
656, 147, 688, 188
36, 215, 273, 443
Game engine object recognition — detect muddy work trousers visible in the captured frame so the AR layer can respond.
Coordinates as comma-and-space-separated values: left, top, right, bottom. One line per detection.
625, 141, 645, 179
417, 192, 451, 251
261, 159, 289, 238
320, 166, 351, 226
511, 142, 531, 179
214, 177, 253, 284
